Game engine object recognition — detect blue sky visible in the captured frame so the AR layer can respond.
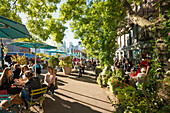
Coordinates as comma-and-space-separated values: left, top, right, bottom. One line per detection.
20, 1, 79, 47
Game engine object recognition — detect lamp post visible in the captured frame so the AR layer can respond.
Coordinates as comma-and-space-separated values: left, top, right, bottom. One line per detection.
1, 38, 4, 69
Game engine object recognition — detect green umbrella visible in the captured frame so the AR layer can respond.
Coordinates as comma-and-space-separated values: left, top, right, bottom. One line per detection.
0, 16, 31, 68
11, 42, 57, 76
46, 49, 66, 54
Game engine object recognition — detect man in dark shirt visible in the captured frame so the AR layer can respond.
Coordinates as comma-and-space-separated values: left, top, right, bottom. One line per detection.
13, 64, 21, 79
21, 71, 42, 110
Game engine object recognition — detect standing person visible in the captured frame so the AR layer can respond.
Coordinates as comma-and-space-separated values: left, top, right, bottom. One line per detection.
0, 67, 22, 94
114, 58, 118, 66
86, 60, 90, 70
13, 64, 21, 79
33, 62, 41, 76
122, 57, 126, 64
20, 71, 42, 110
92, 60, 97, 71
43, 66, 56, 96
81, 59, 85, 74
124, 59, 131, 72
78, 59, 83, 77
118, 59, 123, 70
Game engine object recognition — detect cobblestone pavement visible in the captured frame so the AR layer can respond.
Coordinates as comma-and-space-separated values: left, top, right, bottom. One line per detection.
37, 69, 115, 113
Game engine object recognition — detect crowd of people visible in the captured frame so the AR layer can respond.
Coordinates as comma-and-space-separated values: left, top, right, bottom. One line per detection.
72, 58, 98, 77
110, 57, 152, 89
0, 60, 57, 111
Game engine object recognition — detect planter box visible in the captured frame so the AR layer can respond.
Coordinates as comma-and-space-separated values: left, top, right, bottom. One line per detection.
63, 67, 72, 75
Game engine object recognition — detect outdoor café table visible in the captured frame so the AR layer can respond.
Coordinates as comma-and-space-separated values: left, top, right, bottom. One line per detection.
8, 84, 23, 95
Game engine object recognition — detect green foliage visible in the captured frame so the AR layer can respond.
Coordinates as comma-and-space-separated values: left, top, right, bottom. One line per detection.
59, 0, 126, 65
116, 86, 148, 112
11, 53, 27, 65
0, 0, 66, 43
41, 57, 46, 61
59, 56, 72, 68
95, 66, 103, 75
48, 56, 59, 69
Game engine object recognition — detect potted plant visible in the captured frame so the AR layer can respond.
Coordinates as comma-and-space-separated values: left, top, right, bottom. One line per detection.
48, 56, 59, 74
59, 56, 72, 74
11, 53, 27, 65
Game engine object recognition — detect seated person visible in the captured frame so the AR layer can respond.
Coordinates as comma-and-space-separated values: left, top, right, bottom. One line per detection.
13, 64, 21, 79
20, 65, 29, 82
21, 71, 42, 110
130, 68, 136, 77
28, 61, 33, 68
115, 65, 124, 78
0, 67, 23, 95
43, 66, 55, 95
134, 65, 144, 76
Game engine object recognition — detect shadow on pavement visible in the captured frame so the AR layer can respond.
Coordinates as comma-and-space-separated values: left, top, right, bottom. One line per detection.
52, 92, 113, 113
59, 88, 110, 104
56, 71, 97, 84
43, 94, 102, 113
57, 79, 68, 86
68, 75, 97, 84
56, 73, 68, 78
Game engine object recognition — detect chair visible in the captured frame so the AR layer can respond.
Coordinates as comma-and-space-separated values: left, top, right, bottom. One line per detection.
0, 94, 15, 113
26, 87, 47, 112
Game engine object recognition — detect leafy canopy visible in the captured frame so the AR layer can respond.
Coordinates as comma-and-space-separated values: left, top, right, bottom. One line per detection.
59, 0, 126, 65
0, 0, 66, 43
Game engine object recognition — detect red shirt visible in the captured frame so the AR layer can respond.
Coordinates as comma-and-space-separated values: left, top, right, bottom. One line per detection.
140, 61, 148, 68
135, 68, 140, 76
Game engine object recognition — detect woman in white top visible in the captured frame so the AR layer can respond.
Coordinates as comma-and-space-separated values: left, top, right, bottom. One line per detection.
44, 66, 55, 94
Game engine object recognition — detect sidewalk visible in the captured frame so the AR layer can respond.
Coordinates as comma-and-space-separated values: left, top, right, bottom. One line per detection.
38, 69, 116, 113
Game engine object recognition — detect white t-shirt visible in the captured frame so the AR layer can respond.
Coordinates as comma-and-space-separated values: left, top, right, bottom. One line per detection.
44, 72, 55, 85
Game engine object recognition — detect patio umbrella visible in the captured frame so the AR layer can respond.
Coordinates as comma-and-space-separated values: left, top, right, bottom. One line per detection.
46, 49, 66, 54
0, 16, 31, 68
11, 42, 57, 76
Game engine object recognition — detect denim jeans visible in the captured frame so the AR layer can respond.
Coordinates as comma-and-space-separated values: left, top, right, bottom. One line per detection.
21, 90, 31, 110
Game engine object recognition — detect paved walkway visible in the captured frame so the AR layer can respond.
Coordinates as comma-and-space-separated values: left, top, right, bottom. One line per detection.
41, 69, 115, 113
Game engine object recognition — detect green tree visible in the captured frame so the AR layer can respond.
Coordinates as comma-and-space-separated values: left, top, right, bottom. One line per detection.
0, 0, 66, 43
59, 1, 169, 112
59, 0, 169, 69
60, 0, 126, 65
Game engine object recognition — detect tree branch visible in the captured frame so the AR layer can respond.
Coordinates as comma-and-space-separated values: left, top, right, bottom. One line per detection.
121, 0, 153, 27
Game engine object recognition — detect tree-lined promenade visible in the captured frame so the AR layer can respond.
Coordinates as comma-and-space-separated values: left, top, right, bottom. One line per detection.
0, 0, 169, 112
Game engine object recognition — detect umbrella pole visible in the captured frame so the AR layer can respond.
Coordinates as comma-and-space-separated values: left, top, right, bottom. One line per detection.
35, 47, 37, 77
1, 38, 4, 69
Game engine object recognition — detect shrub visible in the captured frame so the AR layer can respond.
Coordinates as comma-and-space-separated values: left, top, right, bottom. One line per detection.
48, 56, 59, 68
59, 56, 72, 68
